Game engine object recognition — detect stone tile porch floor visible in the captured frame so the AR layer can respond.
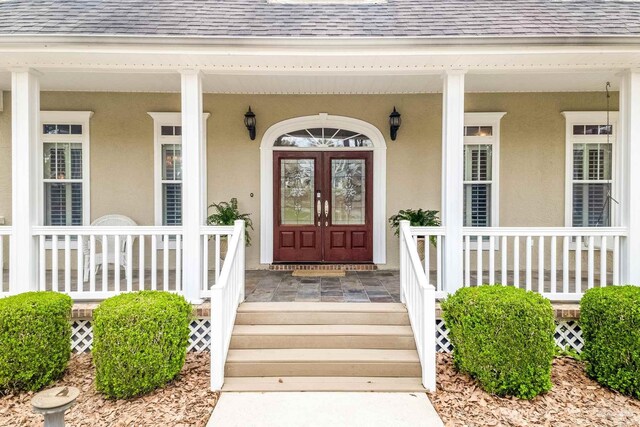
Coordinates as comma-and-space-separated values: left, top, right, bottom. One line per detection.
0, 268, 598, 298
244, 270, 401, 303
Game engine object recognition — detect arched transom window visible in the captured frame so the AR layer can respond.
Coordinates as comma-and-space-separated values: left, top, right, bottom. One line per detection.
274, 128, 373, 148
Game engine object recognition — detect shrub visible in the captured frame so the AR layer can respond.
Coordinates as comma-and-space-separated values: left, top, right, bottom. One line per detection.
93, 291, 192, 399
0, 292, 72, 391
442, 285, 556, 399
581, 286, 640, 398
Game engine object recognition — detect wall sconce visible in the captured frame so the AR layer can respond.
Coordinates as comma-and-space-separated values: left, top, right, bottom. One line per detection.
244, 107, 256, 140
389, 107, 401, 141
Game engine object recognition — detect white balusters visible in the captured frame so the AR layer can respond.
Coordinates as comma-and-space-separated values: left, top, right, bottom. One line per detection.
563, 236, 569, 294
114, 235, 121, 292
89, 235, 96, 293
64, 236, 71, 294
151, 235, 157, 290
39, 235, 46, 291
525, 236, 532, 291
464, 235, 471, 287
513, 236, 520, 287
489, 236, 495, 284
126, 235, 133, 292
538, 236, 544, 294
162, 235, 169, 291
550, 236, 557, 293
102, 234, 108, 292
476, 236, 483, 287
52, 235, 59, 292
600, 236, 607, 287
458, 227, 626, 301
587, 236, 594, 290
501, 236, 507, 285
139, 235, 145, 289
29, 227, 184, 300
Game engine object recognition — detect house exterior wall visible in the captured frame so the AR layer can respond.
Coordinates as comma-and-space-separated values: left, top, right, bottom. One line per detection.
0, 90, 618, 268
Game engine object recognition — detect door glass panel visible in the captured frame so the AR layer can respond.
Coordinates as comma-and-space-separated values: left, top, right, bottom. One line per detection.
281, 159, 315, 225
331, 159, 365, 225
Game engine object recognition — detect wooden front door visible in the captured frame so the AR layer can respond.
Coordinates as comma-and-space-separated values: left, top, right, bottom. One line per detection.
274, 151, 373, 263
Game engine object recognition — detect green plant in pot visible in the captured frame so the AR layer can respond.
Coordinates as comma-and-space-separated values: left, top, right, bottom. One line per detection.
388, 209, 440, 261
207, 198, 254, 260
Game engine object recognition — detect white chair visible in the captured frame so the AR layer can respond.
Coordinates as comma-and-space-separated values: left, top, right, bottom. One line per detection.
83, 214, 138, 282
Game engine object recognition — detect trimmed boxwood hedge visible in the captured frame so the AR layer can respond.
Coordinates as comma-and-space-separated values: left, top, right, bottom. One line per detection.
442, 285, 556, 399
581, 286, 640, 398
0, 291, 73, 391
93, 291, 192, 399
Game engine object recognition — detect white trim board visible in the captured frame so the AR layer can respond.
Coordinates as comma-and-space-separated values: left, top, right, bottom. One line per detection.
260, 113, 387, 265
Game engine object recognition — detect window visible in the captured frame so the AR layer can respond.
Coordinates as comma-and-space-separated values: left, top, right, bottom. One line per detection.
148, 112, 209, 227
463, 113, 505, 228
41, 111, 92, 227
563, 112, 618, 228
274, 128, 373, 148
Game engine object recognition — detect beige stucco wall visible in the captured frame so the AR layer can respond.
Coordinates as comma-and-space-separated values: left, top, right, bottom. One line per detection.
0, 90, 618, 269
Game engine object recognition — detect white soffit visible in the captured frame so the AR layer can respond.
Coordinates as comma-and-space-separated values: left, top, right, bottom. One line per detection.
0, 70, 622, 94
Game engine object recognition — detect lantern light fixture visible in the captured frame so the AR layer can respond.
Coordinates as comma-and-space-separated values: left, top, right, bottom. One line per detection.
244, 107, 256, 140
389, 106, 401, 141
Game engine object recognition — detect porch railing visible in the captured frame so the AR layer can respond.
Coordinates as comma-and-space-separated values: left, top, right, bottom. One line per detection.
462, 227, 627, 301
207, 220, 245, 391
0, 227, 10, 295
408, 226, 446, 298
199, 225, 236, 298
399, 220, 436, 391
32, 226, 184, 301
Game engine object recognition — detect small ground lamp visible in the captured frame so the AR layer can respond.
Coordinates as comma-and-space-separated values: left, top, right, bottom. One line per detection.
244, 107, 257, 140
389, 107, 401, 141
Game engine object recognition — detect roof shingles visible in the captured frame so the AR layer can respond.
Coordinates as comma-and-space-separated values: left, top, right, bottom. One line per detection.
0, 0, 639, 38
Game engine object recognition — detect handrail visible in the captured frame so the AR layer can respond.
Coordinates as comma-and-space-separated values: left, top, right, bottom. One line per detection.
399, 220, 436, 391
33, 225, 184, 236
199, 225, 235, 235
409, 226, 447, 236
210, 220, 245, 391
462, 226, 627, 237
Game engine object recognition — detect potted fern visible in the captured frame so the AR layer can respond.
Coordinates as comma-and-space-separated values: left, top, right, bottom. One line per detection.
388, 209, 440, 260
207, 198, 254, 260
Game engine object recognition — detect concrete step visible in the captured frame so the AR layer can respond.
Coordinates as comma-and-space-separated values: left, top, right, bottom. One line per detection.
225, 349, 421, 377
235, 302, 409, 325
221, 376, 427, 392
230, 324, 416, 349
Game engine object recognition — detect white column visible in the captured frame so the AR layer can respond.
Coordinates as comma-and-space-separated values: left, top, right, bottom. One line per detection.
618, 69, 640, 284
10, 69, 41, 294
441, 70, 466, 293
181, 70, 206, 303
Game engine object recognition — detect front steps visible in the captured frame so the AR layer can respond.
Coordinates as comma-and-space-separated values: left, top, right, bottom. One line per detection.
222, 302, 426, 392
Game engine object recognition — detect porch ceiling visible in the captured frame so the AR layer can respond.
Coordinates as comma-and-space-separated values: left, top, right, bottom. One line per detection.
0, 70, 622, 94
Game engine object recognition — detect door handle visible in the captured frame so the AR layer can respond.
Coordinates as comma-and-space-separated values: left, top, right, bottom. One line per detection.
316, 199, 321, 219
324, 200, 329, 218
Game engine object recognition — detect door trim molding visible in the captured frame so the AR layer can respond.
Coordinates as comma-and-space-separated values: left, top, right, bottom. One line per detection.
260, 113, 387, 265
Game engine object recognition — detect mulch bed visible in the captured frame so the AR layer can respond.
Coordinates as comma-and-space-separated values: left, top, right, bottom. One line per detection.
0, 353, 218, 427
430, 353, 640, 427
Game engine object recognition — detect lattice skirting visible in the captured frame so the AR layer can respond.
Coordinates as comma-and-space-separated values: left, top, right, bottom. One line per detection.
435, 319, 583, 354
72, 318, 583, 354
71, 319, 212, 353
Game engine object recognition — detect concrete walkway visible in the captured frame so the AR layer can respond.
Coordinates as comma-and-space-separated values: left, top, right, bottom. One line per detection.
207, 392, 444, 427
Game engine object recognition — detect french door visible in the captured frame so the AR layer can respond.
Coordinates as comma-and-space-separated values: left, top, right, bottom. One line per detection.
274, 151, 373, 263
